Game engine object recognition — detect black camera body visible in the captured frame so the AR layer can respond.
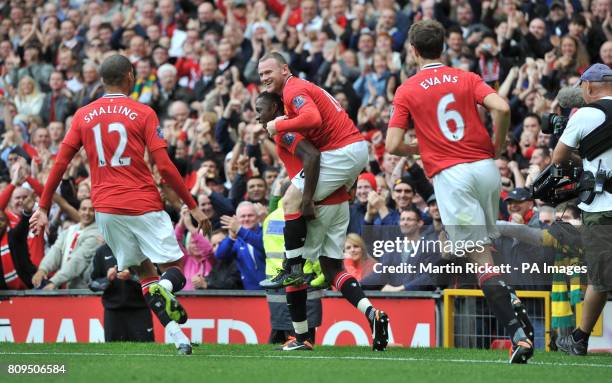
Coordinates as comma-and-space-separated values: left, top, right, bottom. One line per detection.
541, 112, 569, 137
531, 162, 583, 206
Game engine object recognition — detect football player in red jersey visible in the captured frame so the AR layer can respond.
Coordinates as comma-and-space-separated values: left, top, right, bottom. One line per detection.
255, 92, 389, 352
386, 20, 534, 363
257, 52, 368, 289
30, 55, 210, 355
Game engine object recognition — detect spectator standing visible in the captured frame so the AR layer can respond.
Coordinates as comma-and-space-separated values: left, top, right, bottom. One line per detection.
89, 244, 154, 342
216, 201, 266, 289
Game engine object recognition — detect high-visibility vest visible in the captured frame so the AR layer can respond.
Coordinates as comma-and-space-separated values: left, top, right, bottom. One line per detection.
262, 202, 285, 276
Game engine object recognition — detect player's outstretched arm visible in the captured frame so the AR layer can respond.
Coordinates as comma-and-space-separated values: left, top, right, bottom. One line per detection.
30, 143, 79, 235
274, 100, 322, 135
295, 139, 321, 220
385, 127, 419, 157
483, 93, 511, 158
151, 147, 211, 234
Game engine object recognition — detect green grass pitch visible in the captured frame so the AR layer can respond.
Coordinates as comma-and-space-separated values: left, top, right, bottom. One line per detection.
0, 343, 611, 383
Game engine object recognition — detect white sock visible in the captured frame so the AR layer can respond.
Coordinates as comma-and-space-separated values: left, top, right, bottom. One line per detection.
166, 321, 190, 347
292, 320, 308, 336
285, 247, 304, 259
158, 279, 173, 292
357, 298, 373, 315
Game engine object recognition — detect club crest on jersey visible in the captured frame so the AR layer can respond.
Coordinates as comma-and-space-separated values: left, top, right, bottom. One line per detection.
156, 126, 164, 139
282, 133, 295, 146
292, 95, 305, 110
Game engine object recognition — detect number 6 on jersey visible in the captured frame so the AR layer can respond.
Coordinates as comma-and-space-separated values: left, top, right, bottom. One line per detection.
93, 122, 132, 167
437, 93, 465, 142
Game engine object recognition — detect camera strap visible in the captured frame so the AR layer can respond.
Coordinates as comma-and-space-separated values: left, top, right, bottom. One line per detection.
579, 99, 612, 161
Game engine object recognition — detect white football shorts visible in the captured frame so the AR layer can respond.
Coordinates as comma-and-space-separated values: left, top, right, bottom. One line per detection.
95, 210, 183, 270
432, 158, 500, 245
291, 140, 368, 202
302, 201, 350, 261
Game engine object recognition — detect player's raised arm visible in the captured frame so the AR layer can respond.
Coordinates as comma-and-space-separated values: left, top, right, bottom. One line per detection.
482, 92, 511, 158
150, 148, 211, 234
294, 139, 321, 220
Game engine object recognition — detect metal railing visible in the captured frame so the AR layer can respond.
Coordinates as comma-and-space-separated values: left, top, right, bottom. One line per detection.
443, 289, 551, 351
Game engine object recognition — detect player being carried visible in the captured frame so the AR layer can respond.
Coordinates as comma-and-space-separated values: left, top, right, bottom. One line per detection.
255, 91, 389, 351
30, 55, 210, 355
385, 20, 534, 364
257, 52, 368, 289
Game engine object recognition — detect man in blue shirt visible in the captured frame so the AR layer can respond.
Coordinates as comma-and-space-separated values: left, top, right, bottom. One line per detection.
216, 201, 266, 289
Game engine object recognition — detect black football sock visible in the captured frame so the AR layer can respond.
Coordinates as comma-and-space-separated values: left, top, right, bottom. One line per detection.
480, 274, 526, 343
286, 285, 309, 342
159, 266, 186, 293
506, 284, 534, 341
284, 213, 306, 266
334, 271, 374, 319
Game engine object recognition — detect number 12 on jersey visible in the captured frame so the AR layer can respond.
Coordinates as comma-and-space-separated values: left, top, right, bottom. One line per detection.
93, 122, 132, 167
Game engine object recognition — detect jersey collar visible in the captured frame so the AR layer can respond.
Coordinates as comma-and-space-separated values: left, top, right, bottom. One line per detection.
102, 93, 128, 98
421, 63, 444, 70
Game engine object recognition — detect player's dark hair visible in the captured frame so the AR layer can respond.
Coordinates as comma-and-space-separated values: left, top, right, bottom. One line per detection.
409, 20, 445, 59
259, 51, 288, 66
100, 54, 133, 86
257, 91, 284, 117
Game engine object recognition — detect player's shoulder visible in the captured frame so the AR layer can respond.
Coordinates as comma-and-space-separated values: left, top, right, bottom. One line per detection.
124, 97, 156, 115
453, 67, 481, 82
395, 79, 415, 98
284, 76, 311, 95
72, 98, 99, 124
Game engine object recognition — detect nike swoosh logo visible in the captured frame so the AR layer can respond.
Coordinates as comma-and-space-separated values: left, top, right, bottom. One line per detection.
104, 256, 113, 260
283, 344, 307, 350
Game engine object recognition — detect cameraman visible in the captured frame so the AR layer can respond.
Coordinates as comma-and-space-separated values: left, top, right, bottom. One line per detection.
551, 63, 612, 356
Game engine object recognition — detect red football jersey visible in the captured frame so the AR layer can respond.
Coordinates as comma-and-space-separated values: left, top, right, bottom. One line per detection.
275, 132, 350, 205
277, 76, 363, 152
388, 64, 496, 177
63, 94, 166, 215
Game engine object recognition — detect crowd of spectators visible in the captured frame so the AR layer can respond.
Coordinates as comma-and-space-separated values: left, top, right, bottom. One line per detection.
0, 0, 609, 292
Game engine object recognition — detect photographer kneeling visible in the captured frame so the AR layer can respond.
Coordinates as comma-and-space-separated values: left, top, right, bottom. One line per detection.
551, 64, 612, 356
